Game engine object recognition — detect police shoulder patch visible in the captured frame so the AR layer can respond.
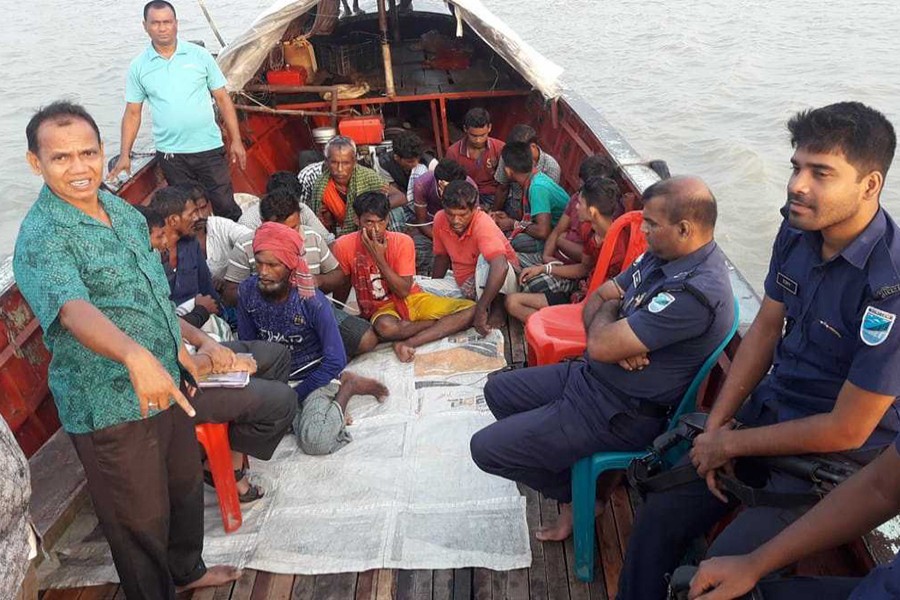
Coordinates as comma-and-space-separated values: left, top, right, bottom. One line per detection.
648, 292, 676, 314
860, 306, 896, 346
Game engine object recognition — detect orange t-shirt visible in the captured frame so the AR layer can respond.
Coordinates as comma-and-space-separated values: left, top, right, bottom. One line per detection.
333, 231, 421, 319
432, 209, 519, 287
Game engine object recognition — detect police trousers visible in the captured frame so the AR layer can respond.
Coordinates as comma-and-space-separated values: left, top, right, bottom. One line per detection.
70, 405, 206, 600
753, 577, 859, 600
158, 147, 242, 222
616, 405, 811, 600
470, 362, 666, 503
192, 341, 296, 461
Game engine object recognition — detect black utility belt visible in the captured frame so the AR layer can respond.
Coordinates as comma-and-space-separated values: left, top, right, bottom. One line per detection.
633, 399, 675, 419
627, 412, 883, 509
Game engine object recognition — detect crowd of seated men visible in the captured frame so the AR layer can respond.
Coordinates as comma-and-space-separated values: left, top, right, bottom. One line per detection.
129, 96, 900, 600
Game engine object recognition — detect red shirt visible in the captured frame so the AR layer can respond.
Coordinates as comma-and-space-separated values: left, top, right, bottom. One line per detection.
445, 138, 504, 196
333, 231, 421, 319
432, 209, 519, 286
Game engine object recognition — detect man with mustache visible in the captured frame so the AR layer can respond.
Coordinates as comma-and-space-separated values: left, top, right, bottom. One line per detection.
236, 222, 388, 455
109, 1, 245, 222
618, 101, 900, 600
15, 100, 240, 598
429, 180, 520, 334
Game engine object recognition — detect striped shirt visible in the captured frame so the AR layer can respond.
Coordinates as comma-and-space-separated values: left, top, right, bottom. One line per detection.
223, 227, 338, 284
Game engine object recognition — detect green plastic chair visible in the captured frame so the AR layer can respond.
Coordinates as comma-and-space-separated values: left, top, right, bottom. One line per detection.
571, 295, 740, 582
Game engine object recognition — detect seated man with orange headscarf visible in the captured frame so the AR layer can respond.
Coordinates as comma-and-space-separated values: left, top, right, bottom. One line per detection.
236, 222, 389, 455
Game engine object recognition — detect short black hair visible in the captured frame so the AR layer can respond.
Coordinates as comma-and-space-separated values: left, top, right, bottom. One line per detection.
442, 180, 479, 210
392, 131, 424, 160
298, 149, 324, 171
463, 107, 491, 129
266, 171, 304, 196
144, 0, 176, 20
579, 154, 615, 181
506, 124, 538, 145
260, 187, 301, 223
501, 142, 533, 175
433, 158, 468, 183
643, 178, 717, 230
353, 191, 390, 220
788, 101, 896, 178
580, 177, 620, 218
26, 100, 101, 154
150, 186, 192, 219
135, 204, 165, 230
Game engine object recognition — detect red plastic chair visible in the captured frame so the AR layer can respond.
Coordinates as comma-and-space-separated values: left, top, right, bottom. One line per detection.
194, 422, 243, 533
525, 211, 647, 366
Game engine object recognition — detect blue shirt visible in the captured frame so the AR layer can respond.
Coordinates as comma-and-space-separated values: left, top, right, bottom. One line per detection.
163, 237, 219, 306
236, 279, 346, 401
754, 209, 900, 447
13, 186, 182, 433
588, 241, 735, 406
126, 40, 227, 153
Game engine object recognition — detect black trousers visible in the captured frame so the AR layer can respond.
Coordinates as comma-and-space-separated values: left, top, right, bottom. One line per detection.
755, 577, 860, 600
157, 147, 242, 221
70, 406, 206, 600
192, 340, 296, 460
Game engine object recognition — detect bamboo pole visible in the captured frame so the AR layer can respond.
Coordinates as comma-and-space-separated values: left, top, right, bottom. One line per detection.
376, 0, 396, 97
196, 0, 227, 48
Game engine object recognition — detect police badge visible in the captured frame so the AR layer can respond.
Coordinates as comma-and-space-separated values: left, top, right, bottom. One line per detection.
860, 306, 896, 346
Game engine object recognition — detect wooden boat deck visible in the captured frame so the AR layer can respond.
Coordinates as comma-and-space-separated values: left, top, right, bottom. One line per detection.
41, 317, 640, 600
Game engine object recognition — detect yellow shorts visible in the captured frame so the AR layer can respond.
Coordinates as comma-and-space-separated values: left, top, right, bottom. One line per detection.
371, 292, 475, 323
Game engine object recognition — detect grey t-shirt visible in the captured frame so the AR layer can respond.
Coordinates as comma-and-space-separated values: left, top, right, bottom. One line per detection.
224, 227, 339, 284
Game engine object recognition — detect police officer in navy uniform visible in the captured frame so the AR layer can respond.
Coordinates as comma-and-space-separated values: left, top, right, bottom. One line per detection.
618, 101, 900, 600
470, 176, 735, 542
688, 431, 900, 599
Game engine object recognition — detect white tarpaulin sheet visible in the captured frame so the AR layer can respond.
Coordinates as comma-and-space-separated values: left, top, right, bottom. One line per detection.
216, 0, 562, 99
39, 329, 530, 588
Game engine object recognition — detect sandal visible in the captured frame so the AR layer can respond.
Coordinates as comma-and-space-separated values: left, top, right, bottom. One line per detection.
203, 468, 266, 503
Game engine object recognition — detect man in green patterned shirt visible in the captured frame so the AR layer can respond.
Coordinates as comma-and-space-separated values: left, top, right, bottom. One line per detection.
14, 101, 240, 599
309, 135, 407, 236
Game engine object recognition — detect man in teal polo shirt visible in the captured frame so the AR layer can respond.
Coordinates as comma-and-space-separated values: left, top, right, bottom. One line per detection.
15, 101, 240, 599
108, 0, 246, 221
491, 141, 570, 254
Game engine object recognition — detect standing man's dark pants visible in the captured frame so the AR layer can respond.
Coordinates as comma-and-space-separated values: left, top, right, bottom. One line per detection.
193, 340, 296, 460
158, 147, 242, 221
70, 405, 205, 600
616, 405, 809, 600
470, 361, 666, 502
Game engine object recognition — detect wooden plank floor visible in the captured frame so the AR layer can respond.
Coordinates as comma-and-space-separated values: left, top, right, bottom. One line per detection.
42, 316, 633, 600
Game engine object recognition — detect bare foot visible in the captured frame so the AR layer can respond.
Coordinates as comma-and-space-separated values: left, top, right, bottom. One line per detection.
535, 503, 573, 542
393, 341, 416, 363
341, 371, 389, 402
176, 565, 242, 592
344, 413, 354, 426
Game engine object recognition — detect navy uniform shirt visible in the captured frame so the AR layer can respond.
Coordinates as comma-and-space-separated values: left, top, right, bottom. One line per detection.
753, 208, 900, 447
586, 241, 736, 407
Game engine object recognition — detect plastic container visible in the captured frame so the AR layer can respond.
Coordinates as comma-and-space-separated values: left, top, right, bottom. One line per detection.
338, 116, 385, 145
266, 67, 308, 86
312, 126, 337, 147
283, 38, 317, 74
